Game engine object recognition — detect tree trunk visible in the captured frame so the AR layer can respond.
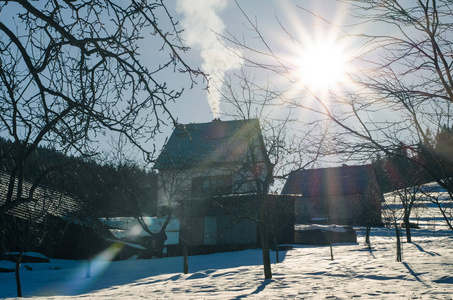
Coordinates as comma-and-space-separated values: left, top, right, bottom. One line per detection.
258, 195, 272, 280
435, 201, 453, 231
137, 214, 171, 258
183, 245, 189, 274
329, 241, 334, 261
15, 252, 23, 297
273, 236, 279, 264
259, 223, 272, 279
403, 215, 412, 243
323, 231, 334, 260
395, 223, 402, 262
365, 226, 371, 246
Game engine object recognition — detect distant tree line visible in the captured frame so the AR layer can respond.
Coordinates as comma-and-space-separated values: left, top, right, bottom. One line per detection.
0, 137, 157, 217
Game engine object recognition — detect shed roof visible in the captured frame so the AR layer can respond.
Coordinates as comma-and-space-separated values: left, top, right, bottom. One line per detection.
0, 173, 81, 223
282, 164, 377, 197
154, 119, 268, 169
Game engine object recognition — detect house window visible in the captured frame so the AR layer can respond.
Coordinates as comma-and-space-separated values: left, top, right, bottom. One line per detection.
192, 175, 232, 198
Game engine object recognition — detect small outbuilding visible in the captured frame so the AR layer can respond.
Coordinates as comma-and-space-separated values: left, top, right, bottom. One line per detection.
282, 164, 384, 226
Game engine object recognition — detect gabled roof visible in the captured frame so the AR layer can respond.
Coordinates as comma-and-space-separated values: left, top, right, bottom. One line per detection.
0, 173, 81, 223
154, 119, 268, 169
282, 164, 378, 197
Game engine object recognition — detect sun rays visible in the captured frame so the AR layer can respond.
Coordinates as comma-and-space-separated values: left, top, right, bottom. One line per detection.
272, 1, 357, 97
295, 38, 350, 93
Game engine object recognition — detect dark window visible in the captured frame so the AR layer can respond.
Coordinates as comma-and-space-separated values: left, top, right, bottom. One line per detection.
192, 175, 232, 198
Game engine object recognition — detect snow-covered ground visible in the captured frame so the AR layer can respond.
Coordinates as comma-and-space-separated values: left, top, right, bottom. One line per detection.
1, 189, 453, 299
1, 231, 452, 299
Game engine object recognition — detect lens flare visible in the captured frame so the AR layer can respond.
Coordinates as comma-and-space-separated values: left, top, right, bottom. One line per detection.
38, 242, 125, 296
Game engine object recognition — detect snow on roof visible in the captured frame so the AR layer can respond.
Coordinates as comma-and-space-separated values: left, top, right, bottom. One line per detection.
294, 224, 354, 233
102, 217, 180, 232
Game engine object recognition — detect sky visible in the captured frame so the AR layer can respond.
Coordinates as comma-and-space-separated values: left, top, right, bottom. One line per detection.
150, 0, 352, 154
0, 0, 406, 167
0, 0, 357, 170
166, 0, 351, 118
154, 0, 444, 171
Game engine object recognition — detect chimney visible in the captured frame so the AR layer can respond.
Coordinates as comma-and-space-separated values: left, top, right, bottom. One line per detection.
212, 118, 222, 122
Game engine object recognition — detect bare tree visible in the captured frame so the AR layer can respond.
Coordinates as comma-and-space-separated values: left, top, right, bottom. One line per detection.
343, 0, 453, 206
220, 1, 453, 230
265, 195, 295, 263
376, 146, 426, 243
0, 1, 200, 297
421, 183, 453, 231
357, 185, 383, 247
219, 69, 323, 190
0, 0, 200, 214
392, 185, 422, 243
213, 70, 319, 279
382, 192, 406, 262
214, 118, 276, 280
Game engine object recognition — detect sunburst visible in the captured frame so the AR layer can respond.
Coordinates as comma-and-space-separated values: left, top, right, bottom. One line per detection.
296, 38, 350, 93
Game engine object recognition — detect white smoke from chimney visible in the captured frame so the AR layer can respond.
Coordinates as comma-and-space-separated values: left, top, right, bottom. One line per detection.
176, 0, 242, 118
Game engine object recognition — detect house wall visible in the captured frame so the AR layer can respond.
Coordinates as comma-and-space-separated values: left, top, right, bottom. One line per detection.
295, 193, 381, 226
295, 195, 360, 224
156, 162, 269, 212
293, 167, 384, 226
327, 195, 362, 224
216, 216, 257, 245
157, 169, 193, 210
178, 215, 258, 246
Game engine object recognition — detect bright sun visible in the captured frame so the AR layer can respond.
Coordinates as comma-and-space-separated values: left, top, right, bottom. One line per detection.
296, 40, 349, 92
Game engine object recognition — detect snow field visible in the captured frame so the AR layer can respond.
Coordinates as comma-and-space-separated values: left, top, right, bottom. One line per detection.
1, 230, 452, 299
1, 187, 453, 299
